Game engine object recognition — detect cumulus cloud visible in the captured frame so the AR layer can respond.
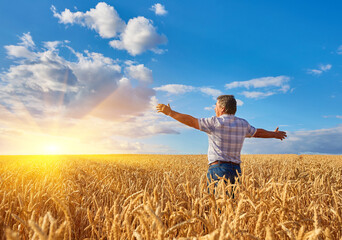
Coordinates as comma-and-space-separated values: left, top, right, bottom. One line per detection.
2, 35, 79, 118
51, 2, 125, 38
125, 64, 153, 84
307, 64, 332, 75
225, 76, 291, 99
243, 125, 342, 154
52, 3, 167, 55
87, 77, 155, 120
109, 16, 167, 55
1, 33, 157, 122
5, 45, 36, 59
150, 3, 167, 16
4, 32, 37, 59
0, 33, 179, 154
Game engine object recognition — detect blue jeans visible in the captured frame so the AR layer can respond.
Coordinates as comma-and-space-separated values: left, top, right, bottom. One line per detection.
207, 162, 241, 196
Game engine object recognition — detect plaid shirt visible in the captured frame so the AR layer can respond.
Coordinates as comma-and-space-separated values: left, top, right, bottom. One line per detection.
198, 114, 257, 165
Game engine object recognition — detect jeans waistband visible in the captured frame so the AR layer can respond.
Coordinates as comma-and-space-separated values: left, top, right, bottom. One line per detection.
209, 160, 240, 167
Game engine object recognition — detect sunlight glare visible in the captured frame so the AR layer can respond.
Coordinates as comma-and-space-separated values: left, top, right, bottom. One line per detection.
44, 144, 62, 155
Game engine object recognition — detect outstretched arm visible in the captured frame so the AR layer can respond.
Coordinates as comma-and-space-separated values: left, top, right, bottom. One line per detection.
156, 104, 199, 130
253, 127, 287, 140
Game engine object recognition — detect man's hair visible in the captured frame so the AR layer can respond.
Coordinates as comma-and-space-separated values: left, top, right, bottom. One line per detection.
217, 95, 237, 115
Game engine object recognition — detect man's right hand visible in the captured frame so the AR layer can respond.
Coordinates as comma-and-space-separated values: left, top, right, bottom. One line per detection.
274, 127, 287, 141
254, 127, 287, 140
156, 103, 172, 116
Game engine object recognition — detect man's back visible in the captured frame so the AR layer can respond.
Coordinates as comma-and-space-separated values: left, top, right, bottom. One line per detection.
198, 114, 256, 164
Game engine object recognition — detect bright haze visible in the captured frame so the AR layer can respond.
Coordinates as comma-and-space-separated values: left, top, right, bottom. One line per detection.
0, 1, 341, 155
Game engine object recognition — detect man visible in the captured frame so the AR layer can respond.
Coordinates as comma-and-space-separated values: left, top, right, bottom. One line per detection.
156, 95, 287, 187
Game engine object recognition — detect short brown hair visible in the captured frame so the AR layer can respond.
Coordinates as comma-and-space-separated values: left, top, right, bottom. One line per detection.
217, 95, 237, 115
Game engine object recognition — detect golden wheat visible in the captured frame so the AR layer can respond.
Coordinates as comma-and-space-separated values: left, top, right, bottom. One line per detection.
0, 154, 341, 239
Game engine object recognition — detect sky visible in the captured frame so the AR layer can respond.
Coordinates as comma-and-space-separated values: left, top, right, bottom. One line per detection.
0, 0, 341, 155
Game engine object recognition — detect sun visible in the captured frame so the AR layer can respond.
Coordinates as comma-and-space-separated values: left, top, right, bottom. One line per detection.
43, 144, 62, 155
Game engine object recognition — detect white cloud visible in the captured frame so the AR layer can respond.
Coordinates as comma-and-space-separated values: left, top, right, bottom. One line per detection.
104, 116, 181, 138
225, 76, 290, 99
279, 84, 290, 93
19, 32, 35, 48
240, 91, 275, 99
243, 125, 342, 154
51, 2, 125, 38
236, 99, 244, 106
150, 96, 158, 107
85, 77, 155, 120
307, 64, 332, 75
1, 33, 156, 122
3, 42, 80, 104
337, 45, 342, 55
4, 32, 37, 59
320, 64, 332, 71
154, 84, 225, 99
154, 84, 195, 95
204, 105, 215, 111
5, 45, 36, 59
199, 87, 223, 99
43, 41, 65, 51
124, 60, 137, 66
150, 3, 167, 16
151, 48, 167, 54
0, 33, 184, 155
125, 64, 153, 83
52, 3, 167, 56
225, 76, 290, 89
308, 69, 323, 75
0, 111, 175, 154
110, 16, 167, 55
156, 84, 243, 109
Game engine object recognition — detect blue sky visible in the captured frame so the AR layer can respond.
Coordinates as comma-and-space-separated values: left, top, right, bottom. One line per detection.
0, 0, 341, 155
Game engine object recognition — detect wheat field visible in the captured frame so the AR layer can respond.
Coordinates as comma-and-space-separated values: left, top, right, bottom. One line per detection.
0, 154, 341, 240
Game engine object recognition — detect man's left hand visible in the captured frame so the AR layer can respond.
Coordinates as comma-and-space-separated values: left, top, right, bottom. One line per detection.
156, 103, 172, 116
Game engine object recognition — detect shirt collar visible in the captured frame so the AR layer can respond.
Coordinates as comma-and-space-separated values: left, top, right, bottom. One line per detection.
221, 114, 235, 117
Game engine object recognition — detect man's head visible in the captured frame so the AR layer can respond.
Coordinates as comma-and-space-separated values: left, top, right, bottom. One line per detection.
215, 95, 237, 117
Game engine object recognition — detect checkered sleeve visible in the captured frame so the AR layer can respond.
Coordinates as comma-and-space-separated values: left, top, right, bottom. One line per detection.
245, 121, 257, 138
198, 116, 217, 134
